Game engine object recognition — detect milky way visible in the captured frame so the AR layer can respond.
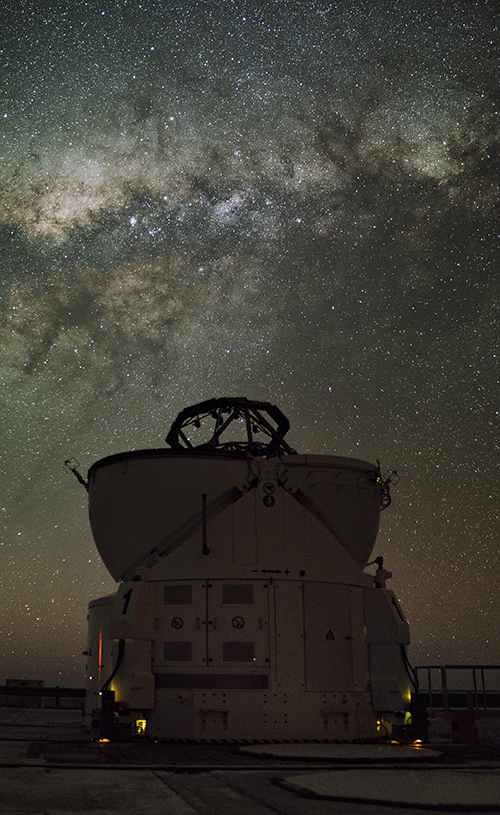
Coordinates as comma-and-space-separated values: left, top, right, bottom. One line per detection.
1, 1, 499, 684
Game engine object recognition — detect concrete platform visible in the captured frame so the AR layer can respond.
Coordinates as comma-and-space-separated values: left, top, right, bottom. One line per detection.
281, 767, 500, 810
0, 707, 85, 741
4, 708, 500, 813
0, 767, 198, 814
240, 742, 442, 762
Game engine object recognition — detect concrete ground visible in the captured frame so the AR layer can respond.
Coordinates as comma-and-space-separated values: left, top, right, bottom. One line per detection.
3, 708, 500, 813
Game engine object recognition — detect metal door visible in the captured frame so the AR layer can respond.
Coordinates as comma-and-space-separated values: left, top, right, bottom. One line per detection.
154, 579, 270, 671
206, 580, 270, 668
155, 580, 208, 668
303, 582, 353, 691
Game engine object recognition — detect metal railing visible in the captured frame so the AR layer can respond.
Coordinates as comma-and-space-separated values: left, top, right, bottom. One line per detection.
0, 685, 85, 709
414, 665, 500, 718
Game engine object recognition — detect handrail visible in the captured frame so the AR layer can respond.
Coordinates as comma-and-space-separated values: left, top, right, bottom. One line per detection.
414, 665, 500, 718
0, 685, 85, 709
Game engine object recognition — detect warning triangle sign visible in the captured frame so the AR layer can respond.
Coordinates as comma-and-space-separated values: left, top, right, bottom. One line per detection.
325, 629, 335, 640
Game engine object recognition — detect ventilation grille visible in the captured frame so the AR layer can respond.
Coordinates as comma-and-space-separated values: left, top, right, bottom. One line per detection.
163, 641, 193, 661
164, 585, 192, 605
222, 584, 254, 604
222, 641, 255, 662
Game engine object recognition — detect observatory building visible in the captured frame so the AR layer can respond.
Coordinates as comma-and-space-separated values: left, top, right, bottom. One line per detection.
81, 398, 410, 740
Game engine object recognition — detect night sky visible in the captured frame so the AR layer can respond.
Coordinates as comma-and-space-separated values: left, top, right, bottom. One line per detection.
1, 1, 499, 686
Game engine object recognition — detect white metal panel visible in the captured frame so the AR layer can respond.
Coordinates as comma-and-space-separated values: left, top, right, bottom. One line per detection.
364, 588, 410, 645
109, 581, 156, 640
88, 453, 250, 580
232, 490, 257, 565
303, 582, 353, 692
255, 489, 286, 565
273, 580, 305, 691
152, 579, 270, 671
188, 689, 374, 740
363, 586, 411, 711
111, 639, 155, 709
278, 457, 381, 566
153, 580, 208, 668
88, 451, 383, 581
148, 690, 195, 739
348, 585, 371, 693
207, 580, 270, 667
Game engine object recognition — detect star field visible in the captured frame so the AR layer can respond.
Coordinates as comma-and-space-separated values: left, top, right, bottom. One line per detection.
1, 1, 499, 684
